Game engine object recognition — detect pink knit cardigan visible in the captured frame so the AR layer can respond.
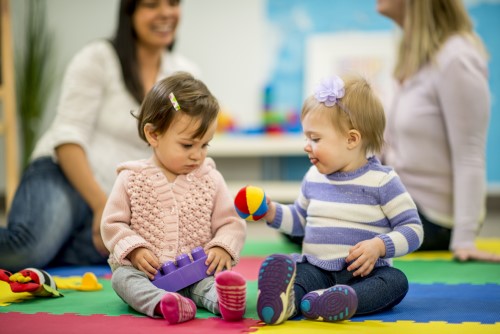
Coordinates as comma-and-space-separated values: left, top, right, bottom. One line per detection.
101, 157, 246, 269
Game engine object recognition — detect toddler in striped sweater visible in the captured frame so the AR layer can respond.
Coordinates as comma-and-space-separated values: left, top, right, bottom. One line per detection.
257, 74, 423, 325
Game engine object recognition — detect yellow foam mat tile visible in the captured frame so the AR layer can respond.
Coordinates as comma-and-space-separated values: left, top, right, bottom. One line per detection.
398, 238, 500, 261
476, 238, 500, 253
251, 320, 500, 334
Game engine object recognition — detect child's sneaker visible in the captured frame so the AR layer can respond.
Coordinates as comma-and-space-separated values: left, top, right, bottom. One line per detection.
160, 292, 197, 324
215, 270, 247, 321
300, 285, 358, 322
257, 254, 296, 325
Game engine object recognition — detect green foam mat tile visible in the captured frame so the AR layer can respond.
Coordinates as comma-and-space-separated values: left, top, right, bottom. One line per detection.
393, 260, 500, 284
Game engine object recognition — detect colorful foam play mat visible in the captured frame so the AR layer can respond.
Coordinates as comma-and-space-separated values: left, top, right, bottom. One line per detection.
2, 236, 499, 334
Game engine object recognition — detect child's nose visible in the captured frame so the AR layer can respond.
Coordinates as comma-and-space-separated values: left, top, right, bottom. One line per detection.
190, 149, 203, 161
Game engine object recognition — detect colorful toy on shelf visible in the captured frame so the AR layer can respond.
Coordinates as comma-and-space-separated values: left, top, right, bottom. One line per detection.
217, 109, 235, 133
234, 185, 268, 221
152, 246, 211, 292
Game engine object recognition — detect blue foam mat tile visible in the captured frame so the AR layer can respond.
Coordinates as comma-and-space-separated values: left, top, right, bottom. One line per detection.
46, 265, 112, 277
351, 283, 500, 324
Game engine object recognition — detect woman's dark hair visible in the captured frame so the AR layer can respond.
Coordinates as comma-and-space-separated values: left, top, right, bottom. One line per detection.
110, 0, 179, 104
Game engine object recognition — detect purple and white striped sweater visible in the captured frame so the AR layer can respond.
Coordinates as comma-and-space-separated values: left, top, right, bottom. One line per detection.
269, 156, 423, 271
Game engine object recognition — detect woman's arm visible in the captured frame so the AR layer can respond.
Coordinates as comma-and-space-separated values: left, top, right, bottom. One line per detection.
56, 144, 108, 256
49, 42, 113, 255
437, 41, 500, 262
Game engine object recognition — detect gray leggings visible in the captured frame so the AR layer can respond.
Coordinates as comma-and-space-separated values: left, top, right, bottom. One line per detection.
111, 266, 219, 318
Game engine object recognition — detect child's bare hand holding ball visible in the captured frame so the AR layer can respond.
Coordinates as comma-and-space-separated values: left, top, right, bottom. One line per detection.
262, 196, 276, 223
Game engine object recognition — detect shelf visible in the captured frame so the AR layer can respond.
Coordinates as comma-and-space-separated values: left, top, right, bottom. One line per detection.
227, 181, 300, 203
210, 134, 305, 157
209, 134, 305, 203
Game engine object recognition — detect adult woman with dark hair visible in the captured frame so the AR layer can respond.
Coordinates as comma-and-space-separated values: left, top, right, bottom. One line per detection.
0, 0, 200, 271
377, 0, 500, 262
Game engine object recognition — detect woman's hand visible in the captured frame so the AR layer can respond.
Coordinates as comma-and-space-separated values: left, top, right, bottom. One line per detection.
205, 246, 233, 275
454, 247, 500, 262
128, 247, 160, 279
346, 237, 386, 277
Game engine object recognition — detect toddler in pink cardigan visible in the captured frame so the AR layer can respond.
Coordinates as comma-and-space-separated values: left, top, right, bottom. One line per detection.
101, 72, 247, 324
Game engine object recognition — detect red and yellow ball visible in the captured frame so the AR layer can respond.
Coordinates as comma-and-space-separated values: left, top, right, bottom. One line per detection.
234, 186, 268, 221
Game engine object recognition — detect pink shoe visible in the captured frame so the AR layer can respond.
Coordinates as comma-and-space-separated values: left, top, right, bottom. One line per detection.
159, 292, 197, 324
215, 271, 247, 321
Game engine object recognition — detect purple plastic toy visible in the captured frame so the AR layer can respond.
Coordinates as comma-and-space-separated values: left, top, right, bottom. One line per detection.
152, 246, 211, 292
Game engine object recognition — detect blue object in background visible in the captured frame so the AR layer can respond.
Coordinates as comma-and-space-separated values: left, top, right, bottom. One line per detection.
265, 0, 500, 185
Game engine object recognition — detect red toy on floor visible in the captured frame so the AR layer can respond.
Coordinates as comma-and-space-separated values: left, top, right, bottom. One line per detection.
0, 268, 62, 297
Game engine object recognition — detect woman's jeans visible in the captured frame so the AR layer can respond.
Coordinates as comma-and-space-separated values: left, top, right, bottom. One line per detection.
294, 262, 409, 316
417, 210, 451, 251
0, 157, 108, 272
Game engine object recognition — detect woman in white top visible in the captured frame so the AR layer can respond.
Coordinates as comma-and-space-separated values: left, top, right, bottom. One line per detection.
0, 0, 200, 271
377, 0, 500, 262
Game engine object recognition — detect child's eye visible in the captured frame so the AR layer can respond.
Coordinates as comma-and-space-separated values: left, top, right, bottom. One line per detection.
202, 143, 210, 149
182, 144, 193, 149
310, 137, 319, 143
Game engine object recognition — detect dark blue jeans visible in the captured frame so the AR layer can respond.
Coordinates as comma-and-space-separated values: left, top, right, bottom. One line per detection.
417, 209, 451, 251
0, 157, 108, 272
293, 261, 408, 316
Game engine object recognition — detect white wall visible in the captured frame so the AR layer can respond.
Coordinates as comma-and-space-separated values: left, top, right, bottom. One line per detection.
178, 0, 270, 127
1, 0, 268, 192
19, 0, 269, 132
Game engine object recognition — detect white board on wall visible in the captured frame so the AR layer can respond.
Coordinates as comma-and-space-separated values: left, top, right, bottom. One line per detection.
304, 31, 398, 108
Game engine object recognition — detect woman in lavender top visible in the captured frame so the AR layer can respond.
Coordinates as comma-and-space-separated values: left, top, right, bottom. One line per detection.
256, 74, 423, 325
377, 0, 500, 262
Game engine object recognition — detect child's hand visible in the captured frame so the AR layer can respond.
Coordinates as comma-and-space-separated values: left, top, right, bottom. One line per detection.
128, 247, 160, 280
346, 238, 386, 277
263, 197, 276, 222
205, 246, 233, 275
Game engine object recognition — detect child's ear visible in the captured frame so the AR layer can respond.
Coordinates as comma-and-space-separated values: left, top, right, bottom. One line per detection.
346, 129, 362, 150
144, 123, 159, 147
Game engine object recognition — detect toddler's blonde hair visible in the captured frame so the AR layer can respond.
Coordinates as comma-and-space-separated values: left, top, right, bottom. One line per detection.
301, 74, 385, 154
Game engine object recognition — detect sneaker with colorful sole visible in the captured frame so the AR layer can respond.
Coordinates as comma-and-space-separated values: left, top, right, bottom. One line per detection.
256, 254, 296, 325
300, 285, 358, 322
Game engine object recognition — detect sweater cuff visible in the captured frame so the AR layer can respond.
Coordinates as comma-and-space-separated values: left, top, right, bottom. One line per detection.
450, 230, 476, 251
267, 204, 283, 229
377, 234, 395, 258
113, 235, 151, 265
205, 230, 246, 265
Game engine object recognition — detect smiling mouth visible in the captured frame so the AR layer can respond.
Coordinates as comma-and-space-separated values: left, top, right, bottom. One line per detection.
152, 23, 174, 33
